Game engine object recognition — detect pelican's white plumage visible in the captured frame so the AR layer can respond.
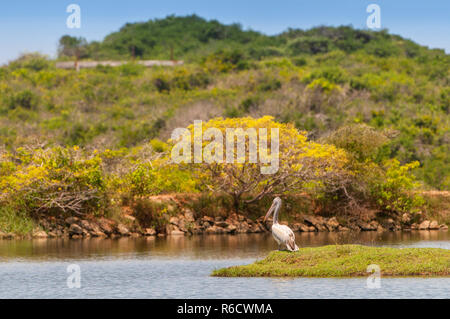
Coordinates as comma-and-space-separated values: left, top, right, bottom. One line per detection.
264, 197, 299, 251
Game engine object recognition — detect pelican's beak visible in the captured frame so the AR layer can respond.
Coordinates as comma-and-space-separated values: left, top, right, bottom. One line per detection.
263, 201, 276, 222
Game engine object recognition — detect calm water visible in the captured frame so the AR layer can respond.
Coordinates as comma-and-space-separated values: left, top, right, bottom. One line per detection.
0, 231, 449, 299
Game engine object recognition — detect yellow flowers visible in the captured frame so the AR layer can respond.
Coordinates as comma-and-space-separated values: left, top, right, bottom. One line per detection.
171, 116, 350, 206
0, 146, 107, 214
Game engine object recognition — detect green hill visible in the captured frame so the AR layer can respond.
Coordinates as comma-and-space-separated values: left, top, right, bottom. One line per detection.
61, 15, 438, 62
1, 15, 449, 190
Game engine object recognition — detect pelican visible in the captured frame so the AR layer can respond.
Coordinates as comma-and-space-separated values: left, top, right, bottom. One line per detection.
264, 197, 299, 252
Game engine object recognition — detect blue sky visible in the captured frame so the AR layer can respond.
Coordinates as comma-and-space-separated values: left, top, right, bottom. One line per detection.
1, 0, 449, 64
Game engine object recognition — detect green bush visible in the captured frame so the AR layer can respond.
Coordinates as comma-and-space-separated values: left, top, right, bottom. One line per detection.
292, 57, 307, 66
324, 124, 389, 162
8, 53, 52, 71
289, 37, 331, 55
203, 49, 249, 72
305, 67, 347, 84
8, 90, 39, 110
132, 198, 172, 230
370, 160, 424, 213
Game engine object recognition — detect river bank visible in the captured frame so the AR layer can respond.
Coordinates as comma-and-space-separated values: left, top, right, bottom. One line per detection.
0, 205, 447, 240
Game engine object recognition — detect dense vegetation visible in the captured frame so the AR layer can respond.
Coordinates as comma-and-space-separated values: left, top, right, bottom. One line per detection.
0, 15, 448, 232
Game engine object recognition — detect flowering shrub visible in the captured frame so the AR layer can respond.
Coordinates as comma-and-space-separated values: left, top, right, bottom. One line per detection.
126, 161, 199, 197
172, 116, 350, 210
0, 147, 107, 216
371, 160, 424, 213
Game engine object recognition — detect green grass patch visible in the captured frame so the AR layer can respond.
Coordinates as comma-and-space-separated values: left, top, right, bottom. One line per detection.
212, 245, 450, 277
0, 207, 35, 235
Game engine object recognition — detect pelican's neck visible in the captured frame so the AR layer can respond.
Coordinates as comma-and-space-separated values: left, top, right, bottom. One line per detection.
273, 203, 280, 224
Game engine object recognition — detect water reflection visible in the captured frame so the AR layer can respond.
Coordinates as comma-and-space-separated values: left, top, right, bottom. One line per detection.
0, 230, 448, 261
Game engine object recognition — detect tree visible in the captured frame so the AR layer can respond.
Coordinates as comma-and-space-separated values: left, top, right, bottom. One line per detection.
58, 35, 88, 70
170, 116, 350, 211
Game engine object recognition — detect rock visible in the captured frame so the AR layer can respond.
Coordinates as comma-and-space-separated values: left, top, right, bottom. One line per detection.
0, 230, 6, 239
144, 228, 157, 236
419, 220, 430, 230
215, 221, 229, 228
97, 218, 115, 235
384, 218, 400, 231
116, 223, 130, 236
166, 224, 183, 235
170, 230, 185, 236
184, 210, 195, 222
71, 234, 82, 239
357, 221, 376, 231
192, 225, 204, 235
123, 215, 136, 222
428, 221, 439, 230
338, 226, 350, 232
32, 230, 48, 238
294, 223, 310, 232
303, 216, 327, 231
308, 226, 316, 232
80, 220, 102, 235
376, 224, 385, 232
79, 220, 93, 231
169, 216, 180, 225
69, 224, 83, 235
247, 224, 259, 233
177, 218, 189, 233
347, 223, 361, 232
326, 217, 340, 232
202, 216, 215, 226
65, 217, 79, 225
370, 220, 380, 230
411, 223, 419, 230
239, 221, 252, 233
256, 223, 266, 232
439, 224, 448, 230
82, 230, 91, 238
401, 213, 411, 224
257, 220, 270, 232
91, 231, 107, 237
226, 224, 237, 234
4, 233, 16, 240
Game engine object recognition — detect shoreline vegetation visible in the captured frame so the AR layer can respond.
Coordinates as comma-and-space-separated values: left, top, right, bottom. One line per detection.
211, 245, 450, 277
0, 192, 448, 240
1, 16, 449, 240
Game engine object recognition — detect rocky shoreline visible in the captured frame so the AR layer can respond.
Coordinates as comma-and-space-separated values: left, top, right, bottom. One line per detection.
0, 209, 447, 240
